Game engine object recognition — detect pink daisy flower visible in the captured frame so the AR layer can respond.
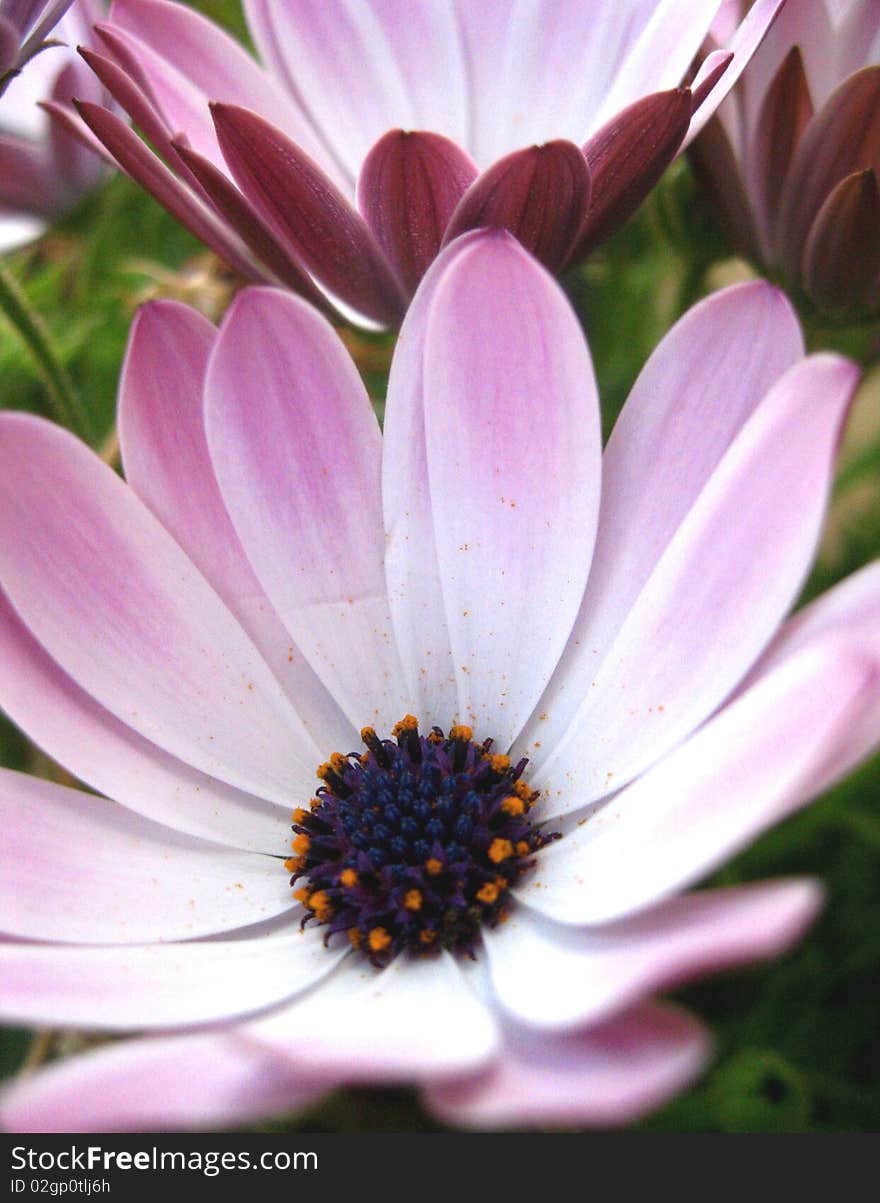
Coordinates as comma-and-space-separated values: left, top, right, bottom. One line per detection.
0, 230, 878, 1131
60, 0, 783, 326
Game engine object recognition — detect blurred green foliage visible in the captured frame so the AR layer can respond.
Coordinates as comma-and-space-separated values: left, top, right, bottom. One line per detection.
0, 0, 878, 1135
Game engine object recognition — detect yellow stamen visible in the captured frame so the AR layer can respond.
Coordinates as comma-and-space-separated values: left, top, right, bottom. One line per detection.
392, 714, 419, 738
490, 753, 510, 774
477, 882, 500, 904
291, 832, 310, 855
500, 794, 525, 816
360, 726, 376, 743
404, 889, 423, 911
284, 857, 301, 874
348, 928, 363, 949
515, 840, 530, 856
291, 807, 309, 825
308, 890, 333, 921
419, 929, 437, 945
489, 838, 514, 864
514, 781, 534, 801
425, 857, 443, 876
340, 868, 359, 888
368, 926, 392, 952
329, 751, 347, 773
449, 724, 473, 742
293, 887, 311, 906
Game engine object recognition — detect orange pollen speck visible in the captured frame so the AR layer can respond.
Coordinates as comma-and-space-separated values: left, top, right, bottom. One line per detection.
425, 857, 443, 876
404, 889, 423, 911
489, 838, 514, 863
291, 833, 310, 855
368, 927, 392, 952
340, 868, 359, 888
490, 753, 510, 773
500, 795, 525, 816
477, 882, 500, 904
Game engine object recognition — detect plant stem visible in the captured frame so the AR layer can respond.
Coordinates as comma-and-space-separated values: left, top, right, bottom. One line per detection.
0, 258, 89, 439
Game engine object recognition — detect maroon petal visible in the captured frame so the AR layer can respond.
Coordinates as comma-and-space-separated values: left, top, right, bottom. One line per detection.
803, 168, 880, 315
750, 46, 813, 246
776, 65, 880, 280
442, 141, 590, 273
171, 138, 331, 310
688, 116, 760, 260
572, 88, 692, 262
211, 102, 407, 326
78, 45, 182, 177
358, 129, 477, 296
74, 100, 263, 284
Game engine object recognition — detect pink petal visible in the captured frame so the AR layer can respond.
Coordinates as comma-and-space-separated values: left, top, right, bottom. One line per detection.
242, 0, 469, 180
205, 287, 409, 734
358, 129, 477, 295
531, 352, 857, 810
0, 412, 317, 805
443, 140, 591, 273
489, 879, 823, 1029
0, 768, 290, 943
0, 926, 344, 1029
119, 299, 354, 755
684, 0, 790, 144
0, 587, 289, 853
421, 232, 601, 744
593, 0, 729, 135
382, 233, 486, 724
424, 1001, 710, 1129
521, 641, 880, 925
211, 102, 407, 326
246, 950, 499, 1081
0, 1030, 332, 1133
518, 282, 807, 795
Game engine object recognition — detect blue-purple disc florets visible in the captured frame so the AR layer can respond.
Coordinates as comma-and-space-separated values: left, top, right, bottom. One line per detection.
285, 716, 557, 964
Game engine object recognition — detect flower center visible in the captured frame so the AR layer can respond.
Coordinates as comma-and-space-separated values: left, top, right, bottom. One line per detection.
284, 716, 557, 964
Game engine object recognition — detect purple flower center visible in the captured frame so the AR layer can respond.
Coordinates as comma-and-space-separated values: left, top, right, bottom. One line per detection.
285, 717, 557, 964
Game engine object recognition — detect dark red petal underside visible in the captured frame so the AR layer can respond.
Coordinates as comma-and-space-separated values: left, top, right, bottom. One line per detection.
442, 140, 591, 273
803, 168, 880, 315
212, 102, 407, 326
751, 46, 814, 246
358, 129, 477, 297
572, 87, 692, 262
776, 65, 880, 280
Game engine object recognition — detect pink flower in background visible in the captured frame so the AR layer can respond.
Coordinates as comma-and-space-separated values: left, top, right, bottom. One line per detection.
0, 0, 106, 252
0, 0, 74, 79
0, 231, 878, 1132
692, 0, 880, 317
62, 0, 784, 326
